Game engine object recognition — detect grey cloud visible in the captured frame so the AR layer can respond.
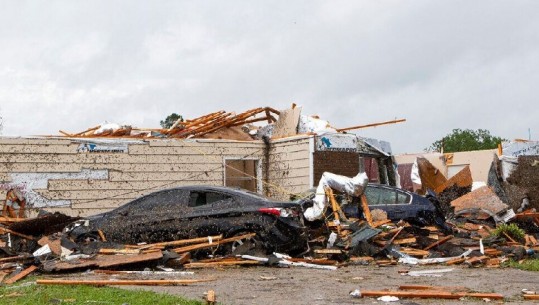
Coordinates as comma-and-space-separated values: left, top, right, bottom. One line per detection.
0, 1, 538, 153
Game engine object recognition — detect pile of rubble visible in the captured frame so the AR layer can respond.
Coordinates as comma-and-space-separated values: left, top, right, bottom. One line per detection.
0, 157, 537, 302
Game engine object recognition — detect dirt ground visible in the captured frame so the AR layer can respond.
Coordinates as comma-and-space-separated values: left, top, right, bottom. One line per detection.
122, 264, 539, 305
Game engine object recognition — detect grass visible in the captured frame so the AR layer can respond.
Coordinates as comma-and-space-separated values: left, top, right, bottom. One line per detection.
0, 278, 204, 305
505, 258, 539, 272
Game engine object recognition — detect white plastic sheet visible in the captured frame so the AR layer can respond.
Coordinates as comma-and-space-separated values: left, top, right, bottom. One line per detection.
304, 171, 368, 221
500, 155, 518, 181
297, 115, 336, 134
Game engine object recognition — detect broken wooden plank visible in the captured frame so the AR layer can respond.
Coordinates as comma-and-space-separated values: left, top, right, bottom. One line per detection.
465, 256, 489, 265
423, 235, 453, 250
0, 227, 34, 240
43, 251, 163, 272
37, 236, 62, 256
206, 290, 216, 305
357, 289, 503, 300
314, 249, 343, 255
523, 295, 539, 300
325, 187, 342, 235
445, 257, 466, 265
3, 265, 38, 284
360, 194, 374, 226
98, 248, 141, 255
0, 255, 33, 264
398, 285, 469, 292
140, 235, 223, 249
172, 233, 255, 254
37, 278, 215, 286
184, 260, 261, 268
372, 219, 391, 228
97, 230, 107, 242
391, 237, 416, 245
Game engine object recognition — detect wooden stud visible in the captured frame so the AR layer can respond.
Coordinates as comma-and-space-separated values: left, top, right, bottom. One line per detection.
3, 265, 38, 284
356, 289, 503, 300
172, 233, 256, 254
423, 235, 453, 251
360, 194, 374, 226
37, 278, 215, 286
97, 230, 107, 242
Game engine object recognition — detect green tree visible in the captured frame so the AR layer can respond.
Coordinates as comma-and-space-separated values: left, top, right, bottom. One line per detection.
427, 128, 505, 153
160, 113, 183, 129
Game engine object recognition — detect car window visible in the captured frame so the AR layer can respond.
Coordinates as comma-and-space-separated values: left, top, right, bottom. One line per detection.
379, 188, 397, 205
115, 189, 186, 214
396, 190, 411, 204
364, 187, 381, 205
188, 191, 231, 207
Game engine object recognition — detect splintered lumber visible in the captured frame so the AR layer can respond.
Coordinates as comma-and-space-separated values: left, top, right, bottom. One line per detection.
314, 249, 343, 255
0, 217, 26, 224
142, 235, 223, 249
357, 289, 503, 300
392, 237, 417, 245
524, 295, 539, 300
43, 251, 163, 272
336, 118, 406, 132
0, 255, 33, 263
184, 260, 261, 268
385, 227, 404, 246
360, 194, 374, 226
172, 233, 255, 254
465, 256, 489, 265
37, 278, 215, 286
325, 187, 342, 235
423, 235, 454, 250
372, 219, 391, 228
0, 227, 34, 240
3, 265, 38, 284
97, 230, 107, 242
445, 257, 466, 265
206, 289, 216, 305
287, 258, 338, 265
416, 157, 447, 194
94, 270, 194, 276
398, 285, 469, 292
399, 248, 430, 257
98, 248, 141, 255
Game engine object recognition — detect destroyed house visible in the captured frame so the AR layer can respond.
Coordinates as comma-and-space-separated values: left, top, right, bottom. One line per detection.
0, 107, 397, 216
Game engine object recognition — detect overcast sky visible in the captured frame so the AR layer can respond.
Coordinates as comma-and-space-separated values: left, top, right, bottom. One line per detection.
0, 1, 537, 153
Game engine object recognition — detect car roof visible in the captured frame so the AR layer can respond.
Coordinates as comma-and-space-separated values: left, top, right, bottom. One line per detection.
156, 185, 261, 197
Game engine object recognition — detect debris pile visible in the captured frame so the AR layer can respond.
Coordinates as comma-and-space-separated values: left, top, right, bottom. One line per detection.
55, 105, 406, 142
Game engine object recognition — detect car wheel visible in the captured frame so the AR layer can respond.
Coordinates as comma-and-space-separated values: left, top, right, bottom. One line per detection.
227, 231, 268, 256
76, 232, 100, 243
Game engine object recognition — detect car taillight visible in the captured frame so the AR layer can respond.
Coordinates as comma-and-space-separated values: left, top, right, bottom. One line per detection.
258, 207, 298, 217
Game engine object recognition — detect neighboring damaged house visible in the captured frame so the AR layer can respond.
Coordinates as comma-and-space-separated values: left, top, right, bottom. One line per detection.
0, 106, 397, 216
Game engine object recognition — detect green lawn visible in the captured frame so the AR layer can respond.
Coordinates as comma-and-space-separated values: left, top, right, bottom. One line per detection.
506, 258, 539, 271
0, 278, 204, 305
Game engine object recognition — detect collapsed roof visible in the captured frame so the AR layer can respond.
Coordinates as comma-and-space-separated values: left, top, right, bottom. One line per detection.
55, 105, 405, 143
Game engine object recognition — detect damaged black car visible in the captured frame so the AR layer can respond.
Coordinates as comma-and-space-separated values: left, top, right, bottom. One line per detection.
64, 186, 308, 255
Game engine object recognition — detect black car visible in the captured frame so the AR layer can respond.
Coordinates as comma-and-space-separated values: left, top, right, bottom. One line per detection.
64, 186, 308, 254
340, 184, 447, 229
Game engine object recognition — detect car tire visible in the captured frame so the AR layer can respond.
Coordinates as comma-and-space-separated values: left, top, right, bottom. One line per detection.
76, 232, 100, 243
227, 231, 268, 256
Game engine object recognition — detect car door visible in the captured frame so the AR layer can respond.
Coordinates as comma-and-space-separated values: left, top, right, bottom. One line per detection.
185, 190, 235, 236
374, 186, 412, 220
111, 189, 190, 243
